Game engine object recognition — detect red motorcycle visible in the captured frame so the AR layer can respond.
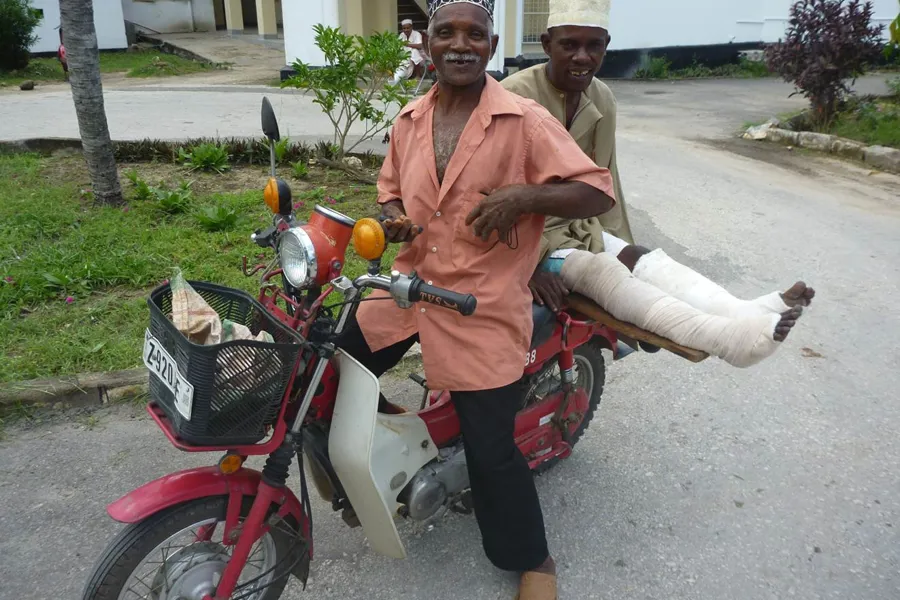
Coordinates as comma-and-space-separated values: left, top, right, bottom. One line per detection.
81, 98, 621, 600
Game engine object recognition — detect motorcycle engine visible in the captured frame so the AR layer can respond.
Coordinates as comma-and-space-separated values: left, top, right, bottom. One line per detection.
399, 442, 469, 521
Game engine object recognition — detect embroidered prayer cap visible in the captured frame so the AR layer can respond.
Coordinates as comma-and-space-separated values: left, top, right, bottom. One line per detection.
547, 0, 611, 30
427, 0, 495, 21
401, 18, 414, 25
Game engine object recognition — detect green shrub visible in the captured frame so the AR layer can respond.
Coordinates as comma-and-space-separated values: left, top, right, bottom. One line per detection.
889, 76, 900, 96
0, 0, 42, 71
124, 169, 153, 201
291, 161, 309, 179
195, 205, 238, 232
283, 26, 411, 158
153, 181, 194, 214
269, 136, 292, 164
634, 56, 671, 79
179, 143, 231, 173
112, 138, 313, 166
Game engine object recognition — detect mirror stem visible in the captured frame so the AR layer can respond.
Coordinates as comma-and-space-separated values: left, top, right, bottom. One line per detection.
269, 144, 277, 178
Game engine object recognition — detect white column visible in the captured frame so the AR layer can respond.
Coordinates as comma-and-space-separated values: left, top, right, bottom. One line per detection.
487, 0, 506, 74
514, 0, 523, 57
283, 0, 340, 67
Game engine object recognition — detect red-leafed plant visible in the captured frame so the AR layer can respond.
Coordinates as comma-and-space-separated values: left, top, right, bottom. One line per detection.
766, 0, 885, 127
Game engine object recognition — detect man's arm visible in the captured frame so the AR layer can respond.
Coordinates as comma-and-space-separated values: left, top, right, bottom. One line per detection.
375, 128, 422, 243
406, 31, 424, 50
467, 116, 616, 241
466, 181, 612, 241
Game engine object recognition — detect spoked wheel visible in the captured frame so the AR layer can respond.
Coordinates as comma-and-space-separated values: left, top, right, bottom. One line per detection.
82, 496, 303, 600
521, 339, 606, 475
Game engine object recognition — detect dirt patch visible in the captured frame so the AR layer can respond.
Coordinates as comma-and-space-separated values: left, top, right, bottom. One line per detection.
709, 136, 900, 215
706, 137, 823, 178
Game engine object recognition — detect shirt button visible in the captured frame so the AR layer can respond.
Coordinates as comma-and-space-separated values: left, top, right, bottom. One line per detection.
431, 246, 437, 253
427, 280, 433, 285
435, 211, 442, 217
420, 307, 426, 313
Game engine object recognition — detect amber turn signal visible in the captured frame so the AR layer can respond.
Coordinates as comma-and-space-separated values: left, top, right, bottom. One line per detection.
352, 217, 386, 261
218, 453, 245, 475
264, 177, 280, 214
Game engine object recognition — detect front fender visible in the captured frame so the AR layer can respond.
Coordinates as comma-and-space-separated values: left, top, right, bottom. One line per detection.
107, 466, 304, 526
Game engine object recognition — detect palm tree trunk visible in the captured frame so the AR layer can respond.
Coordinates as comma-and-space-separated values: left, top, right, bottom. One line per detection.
58, 0, 123, 206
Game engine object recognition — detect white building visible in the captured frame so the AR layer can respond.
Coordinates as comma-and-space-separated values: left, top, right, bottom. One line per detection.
29, 0, 128, 53
283, 0, 898, 77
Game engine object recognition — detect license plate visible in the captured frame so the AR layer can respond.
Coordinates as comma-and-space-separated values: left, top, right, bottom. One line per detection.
143, 329, 194, 420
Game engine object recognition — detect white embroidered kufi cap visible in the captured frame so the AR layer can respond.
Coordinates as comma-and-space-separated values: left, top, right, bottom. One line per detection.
547, 0, 611, 30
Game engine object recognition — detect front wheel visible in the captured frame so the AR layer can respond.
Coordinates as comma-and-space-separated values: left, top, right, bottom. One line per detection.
82, 496, 303, 600
522, 339, 607, 475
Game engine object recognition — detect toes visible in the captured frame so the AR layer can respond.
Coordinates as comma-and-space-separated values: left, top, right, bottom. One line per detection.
784, 306, 803, 319
782, 282, 813, 307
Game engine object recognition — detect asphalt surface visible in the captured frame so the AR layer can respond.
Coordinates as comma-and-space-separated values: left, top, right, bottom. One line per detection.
1, 77, 899, 600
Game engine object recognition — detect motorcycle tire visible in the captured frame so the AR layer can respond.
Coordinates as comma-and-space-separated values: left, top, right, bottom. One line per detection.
523, 338, 607, 476
82, 496, 302, 600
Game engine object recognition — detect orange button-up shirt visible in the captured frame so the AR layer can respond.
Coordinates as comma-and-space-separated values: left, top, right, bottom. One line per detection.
357, 76, 615, 391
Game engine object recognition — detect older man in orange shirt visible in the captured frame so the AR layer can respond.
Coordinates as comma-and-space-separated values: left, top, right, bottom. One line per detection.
337, 0, 615, 597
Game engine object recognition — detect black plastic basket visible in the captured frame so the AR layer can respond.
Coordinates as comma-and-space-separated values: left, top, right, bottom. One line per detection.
146, 280, 304, 446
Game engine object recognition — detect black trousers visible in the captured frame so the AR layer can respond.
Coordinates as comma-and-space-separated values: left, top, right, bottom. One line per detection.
337, 317, 550, 572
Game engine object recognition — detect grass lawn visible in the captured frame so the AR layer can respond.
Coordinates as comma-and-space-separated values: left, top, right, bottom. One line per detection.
0, 152, 394, 384
0, 51, 219, 86
827, 96, 900, 149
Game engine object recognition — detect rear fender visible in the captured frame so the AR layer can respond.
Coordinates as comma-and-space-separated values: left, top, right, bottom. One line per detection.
107, 466, 306, 530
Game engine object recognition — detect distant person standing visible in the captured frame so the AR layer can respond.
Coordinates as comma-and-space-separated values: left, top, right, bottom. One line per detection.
57, 26, 69, 82
391, 19, 425, 85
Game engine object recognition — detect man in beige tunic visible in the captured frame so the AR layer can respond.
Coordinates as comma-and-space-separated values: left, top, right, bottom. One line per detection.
502, 0, 816, 344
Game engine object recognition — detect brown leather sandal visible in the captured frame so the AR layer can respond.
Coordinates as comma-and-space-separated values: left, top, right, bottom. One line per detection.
515, 571, 558, 600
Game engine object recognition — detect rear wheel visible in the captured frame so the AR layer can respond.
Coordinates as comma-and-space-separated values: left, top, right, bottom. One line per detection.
82, 496, 303, 600
521, 339, 607, 475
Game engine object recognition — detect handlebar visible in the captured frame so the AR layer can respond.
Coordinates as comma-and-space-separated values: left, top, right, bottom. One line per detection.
409, 280, 477, 316
351, 271, 477, 316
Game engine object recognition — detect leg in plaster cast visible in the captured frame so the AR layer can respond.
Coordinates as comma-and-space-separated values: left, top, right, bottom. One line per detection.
560, 250, 803, 368
601, 233, 815, 319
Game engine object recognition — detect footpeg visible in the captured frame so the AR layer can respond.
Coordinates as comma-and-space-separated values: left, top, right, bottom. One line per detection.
408, 373, 427, 388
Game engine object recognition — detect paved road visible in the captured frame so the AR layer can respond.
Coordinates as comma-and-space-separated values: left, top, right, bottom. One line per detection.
0, 75, 891, 151
1, 78, 899, 600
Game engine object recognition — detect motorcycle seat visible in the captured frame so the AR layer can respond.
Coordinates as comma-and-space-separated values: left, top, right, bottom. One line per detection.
530, 303, 557, 350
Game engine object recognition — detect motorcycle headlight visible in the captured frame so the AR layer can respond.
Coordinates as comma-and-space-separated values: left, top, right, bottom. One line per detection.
279, 227, 317, 289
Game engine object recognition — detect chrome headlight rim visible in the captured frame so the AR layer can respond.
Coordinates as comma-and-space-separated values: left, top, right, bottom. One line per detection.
279, 227, 318, 289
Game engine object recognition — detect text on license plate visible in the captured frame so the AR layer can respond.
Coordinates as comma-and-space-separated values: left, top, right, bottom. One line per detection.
143, 329, 194, 420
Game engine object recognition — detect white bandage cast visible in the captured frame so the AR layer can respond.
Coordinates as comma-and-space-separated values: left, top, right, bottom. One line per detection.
560, 251, 784, 368
632, 249, 791, 318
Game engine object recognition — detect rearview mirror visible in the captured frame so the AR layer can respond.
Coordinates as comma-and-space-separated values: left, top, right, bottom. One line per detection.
261, 97, 280, 142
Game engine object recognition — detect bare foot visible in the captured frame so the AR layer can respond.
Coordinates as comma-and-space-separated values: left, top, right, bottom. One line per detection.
781, 282, 815, 309
530, 556, 556, 576
773, 306, 803, 342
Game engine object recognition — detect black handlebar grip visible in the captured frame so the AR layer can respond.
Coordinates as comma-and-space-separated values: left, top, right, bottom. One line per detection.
411, 281, 477, 316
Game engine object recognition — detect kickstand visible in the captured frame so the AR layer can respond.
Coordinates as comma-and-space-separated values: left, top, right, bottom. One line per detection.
449, 490, 474, 515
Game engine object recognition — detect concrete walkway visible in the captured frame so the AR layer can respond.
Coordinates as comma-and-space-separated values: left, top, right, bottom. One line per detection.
147, 31, 287, 85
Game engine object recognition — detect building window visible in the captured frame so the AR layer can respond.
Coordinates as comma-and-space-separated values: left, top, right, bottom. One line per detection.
522, 0, 549, 43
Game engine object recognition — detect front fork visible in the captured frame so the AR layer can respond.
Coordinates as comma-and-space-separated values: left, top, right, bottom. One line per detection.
206, 437, 302, 600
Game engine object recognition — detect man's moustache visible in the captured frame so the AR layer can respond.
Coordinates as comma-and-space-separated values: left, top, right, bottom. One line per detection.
443, 52, 481, 63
